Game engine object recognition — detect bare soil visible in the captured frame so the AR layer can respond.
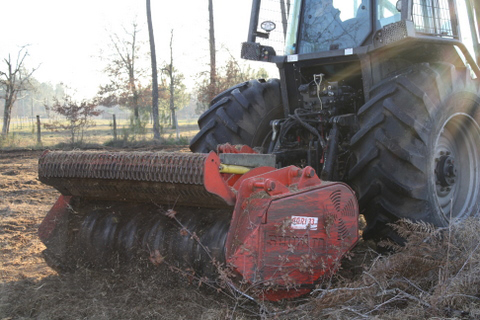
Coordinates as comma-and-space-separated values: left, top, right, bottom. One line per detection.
0, 151, 56, 283
0, 149, 239, 320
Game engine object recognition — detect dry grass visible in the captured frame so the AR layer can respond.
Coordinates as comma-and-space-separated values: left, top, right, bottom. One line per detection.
2, 118, 199, 149
298, 219, 480, 319
1, 150, 479, 319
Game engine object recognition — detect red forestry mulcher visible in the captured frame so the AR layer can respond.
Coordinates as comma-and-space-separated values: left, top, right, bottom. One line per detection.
38, 145, 359, 300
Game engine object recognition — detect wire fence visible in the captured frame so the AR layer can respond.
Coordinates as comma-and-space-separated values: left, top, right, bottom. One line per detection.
2, 115, 199, 148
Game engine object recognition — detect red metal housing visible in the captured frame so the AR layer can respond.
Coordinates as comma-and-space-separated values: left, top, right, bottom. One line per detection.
226, 166, 359, 300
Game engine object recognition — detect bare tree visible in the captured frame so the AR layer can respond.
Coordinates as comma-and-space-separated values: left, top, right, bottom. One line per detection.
98, 22, 145, 122
208, 0, 217, 103
0, 46, 37, 136
163, 30, 177, 130
146, 0, 161, 140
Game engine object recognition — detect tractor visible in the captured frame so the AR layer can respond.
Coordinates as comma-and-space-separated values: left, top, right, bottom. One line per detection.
38, 0, 480, 300
190, 0, 480, 240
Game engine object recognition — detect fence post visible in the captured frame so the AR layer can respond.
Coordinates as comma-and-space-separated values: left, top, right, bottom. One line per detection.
36, 115, 42, 144
175, 116, 180, 140
113, 114, 117, 141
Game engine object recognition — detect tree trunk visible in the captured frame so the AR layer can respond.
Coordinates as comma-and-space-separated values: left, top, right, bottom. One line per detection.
129, 27, 139, 122
113, 114, 117, 141
70, 119, 75, 145
133, 104, 139, 120
147, 0, 161, 140
36, 115, 41, 144
2, 90, 14, 136
131, 79, 140, 121
169, 30, 176, 130
170, 76, 176, 129
2, 102, 12, 136
208, 0, 216, 102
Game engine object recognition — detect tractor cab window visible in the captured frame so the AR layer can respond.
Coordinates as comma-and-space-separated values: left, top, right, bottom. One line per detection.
297, 0, 372, 54
377, 0, 401, 28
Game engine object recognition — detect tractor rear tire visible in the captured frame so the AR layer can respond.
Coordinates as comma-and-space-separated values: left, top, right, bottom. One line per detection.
190, 79, 284, 153
348, 62, 480, 240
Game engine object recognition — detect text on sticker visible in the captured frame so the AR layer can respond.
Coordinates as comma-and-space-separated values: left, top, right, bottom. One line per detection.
291, 216, 318, 230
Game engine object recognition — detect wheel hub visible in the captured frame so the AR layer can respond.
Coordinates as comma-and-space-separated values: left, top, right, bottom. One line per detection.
435, 153, 457, 188
432, 113, 480, 222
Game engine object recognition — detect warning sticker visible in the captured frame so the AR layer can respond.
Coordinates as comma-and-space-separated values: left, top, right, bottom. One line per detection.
291, 216, 318, 230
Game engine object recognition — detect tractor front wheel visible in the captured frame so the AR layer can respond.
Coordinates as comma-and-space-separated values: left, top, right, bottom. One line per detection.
190, 79, 284, 153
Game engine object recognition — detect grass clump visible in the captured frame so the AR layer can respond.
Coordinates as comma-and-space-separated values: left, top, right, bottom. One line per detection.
303, 218, 480, 319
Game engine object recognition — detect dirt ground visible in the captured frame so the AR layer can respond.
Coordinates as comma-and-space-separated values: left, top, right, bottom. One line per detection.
0, 149, 247, 320
0, 151, 56, 283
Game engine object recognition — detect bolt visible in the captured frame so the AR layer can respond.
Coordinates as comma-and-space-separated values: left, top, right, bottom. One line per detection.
304, 167, 315, 178
266, 181, 276, 191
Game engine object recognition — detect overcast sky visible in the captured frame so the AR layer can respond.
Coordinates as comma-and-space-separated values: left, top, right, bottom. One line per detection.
0, 0, 258, 98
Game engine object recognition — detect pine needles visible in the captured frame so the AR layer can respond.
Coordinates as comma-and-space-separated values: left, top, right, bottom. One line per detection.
308, 218, 480, 319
